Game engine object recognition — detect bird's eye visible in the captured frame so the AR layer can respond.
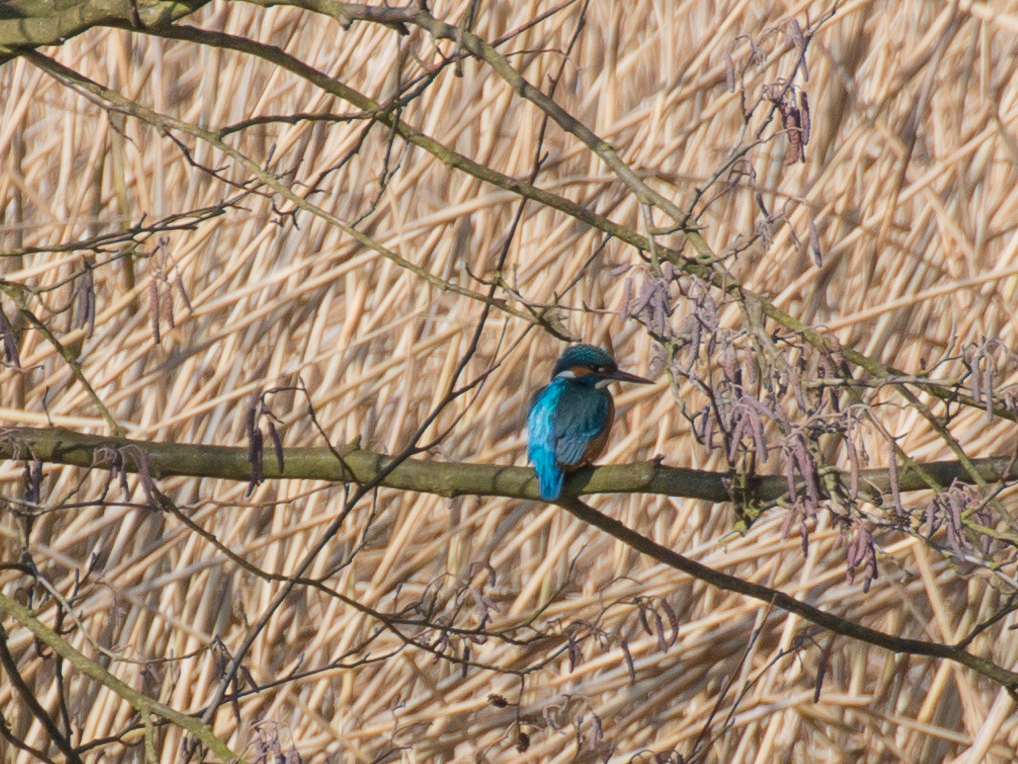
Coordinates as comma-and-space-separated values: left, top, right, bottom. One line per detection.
596, 365, 606, 373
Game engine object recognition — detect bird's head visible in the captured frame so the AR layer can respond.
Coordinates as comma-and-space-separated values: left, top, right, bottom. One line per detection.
551, 344, 653, 388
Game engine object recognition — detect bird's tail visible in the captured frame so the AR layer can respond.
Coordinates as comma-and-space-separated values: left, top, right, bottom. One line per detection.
530, 446, 564, 501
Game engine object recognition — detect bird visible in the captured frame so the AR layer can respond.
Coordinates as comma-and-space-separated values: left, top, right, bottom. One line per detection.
527, 344, 653, 501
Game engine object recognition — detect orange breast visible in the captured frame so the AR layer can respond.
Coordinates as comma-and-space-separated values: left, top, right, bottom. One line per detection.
576, 395, 614, 469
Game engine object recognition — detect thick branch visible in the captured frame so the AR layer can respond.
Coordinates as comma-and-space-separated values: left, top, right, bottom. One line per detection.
0, 0, 210, 62
2, 426, 1018, 504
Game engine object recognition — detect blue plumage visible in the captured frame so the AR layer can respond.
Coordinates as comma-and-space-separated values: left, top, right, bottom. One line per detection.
527, 345, 652, 500
528, 378, 612, 500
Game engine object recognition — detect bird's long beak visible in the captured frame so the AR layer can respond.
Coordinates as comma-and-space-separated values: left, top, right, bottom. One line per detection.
602, 368, 653, 385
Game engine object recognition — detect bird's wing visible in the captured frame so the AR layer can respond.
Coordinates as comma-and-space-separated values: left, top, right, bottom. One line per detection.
528, 383, 566, 499
551, 386, 611, 467
527, 384, 559, 458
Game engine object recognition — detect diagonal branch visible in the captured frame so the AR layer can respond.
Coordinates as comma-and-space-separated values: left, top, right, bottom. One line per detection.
556, 496, 1018, 695
2, 0, 1014, 423
222, 0, 1018, 425
0, 593, 243, 762
23, 49, 573, 340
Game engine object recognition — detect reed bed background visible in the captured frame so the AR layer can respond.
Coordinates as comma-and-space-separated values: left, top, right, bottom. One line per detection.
2, 0, 1018, 761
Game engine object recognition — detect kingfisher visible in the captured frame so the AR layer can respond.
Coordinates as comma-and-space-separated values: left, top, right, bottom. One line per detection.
527, 345, 653, 501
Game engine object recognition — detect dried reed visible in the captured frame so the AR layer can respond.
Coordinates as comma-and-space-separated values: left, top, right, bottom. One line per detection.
2, 0, 1018, 761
